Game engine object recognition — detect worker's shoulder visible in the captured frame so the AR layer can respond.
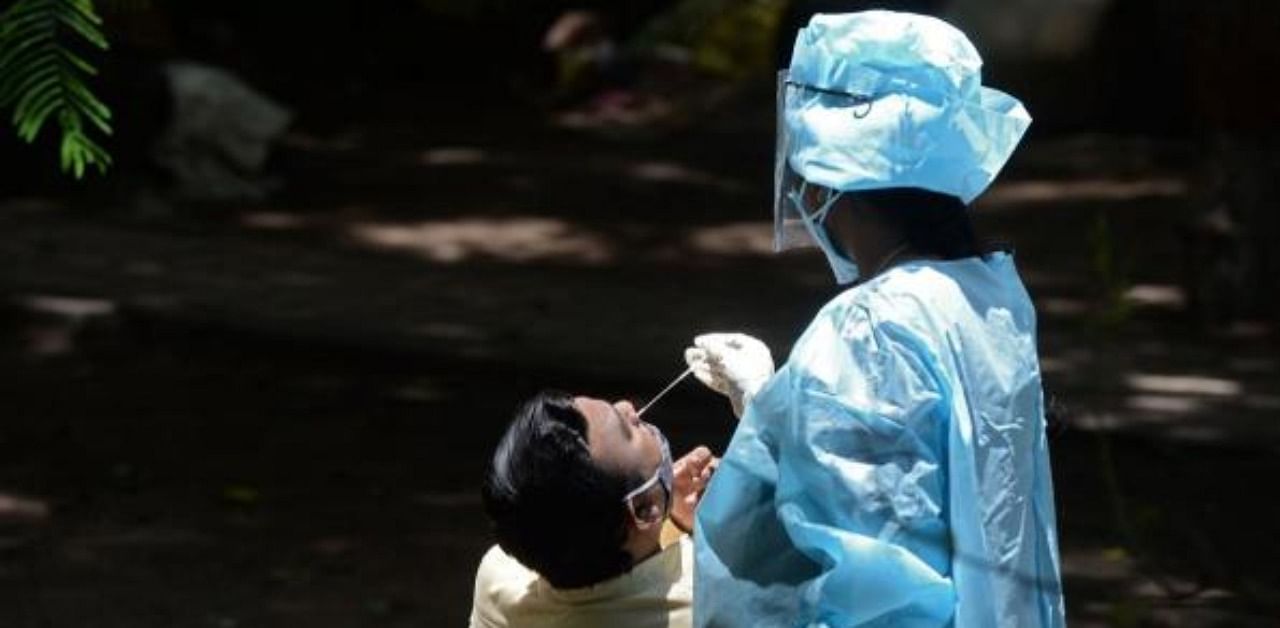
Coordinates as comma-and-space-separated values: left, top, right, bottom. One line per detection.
869, 261, 968, 305
833, 258, 1005, 328
803, 262, 975, 354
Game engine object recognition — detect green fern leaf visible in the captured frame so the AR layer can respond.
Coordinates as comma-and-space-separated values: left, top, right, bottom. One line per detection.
0, 31, 54, 74
56, 10, 107, 49
0, 0, 112, 178
1, 5, 54, 37
4, 60, 54, 102
16, 90, 60, 139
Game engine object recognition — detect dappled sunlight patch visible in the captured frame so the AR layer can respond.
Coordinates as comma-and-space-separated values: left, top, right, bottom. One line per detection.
1038, 357, 1069, 374
626, 161, 748, 192
1062, 544, 1256, 625
13, 294, 117, 357
1216, 321, 1273, 340
1129, 581, 1237, 602
683, 221, 774, 256
419, 146, 488, 166
1061, 545, 1137, 581
1125, 394, 1204, 415
1123, 284, 1186, 309
980, 177, 1187, 210
348, 217, 614, 264
0, 492, 49, 522
242, 211, 311, 230
1071, 404, 1275, 445
18, 294, 115, 321
1069, 412, 1131, 433
413, 144, 752, 195
1134, 413, 1232, 443
1038, 345, 1094, 375
1126, 374, 1243, 398
1037, 296, 1091, 317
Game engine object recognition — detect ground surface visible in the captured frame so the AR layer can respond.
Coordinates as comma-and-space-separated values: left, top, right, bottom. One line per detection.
1, 90, 1277, 627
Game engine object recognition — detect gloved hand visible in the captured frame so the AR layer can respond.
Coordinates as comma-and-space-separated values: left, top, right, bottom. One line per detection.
684, 333, 774, 418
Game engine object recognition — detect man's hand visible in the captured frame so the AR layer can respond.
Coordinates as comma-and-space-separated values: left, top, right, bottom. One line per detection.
669, 446, 718, 534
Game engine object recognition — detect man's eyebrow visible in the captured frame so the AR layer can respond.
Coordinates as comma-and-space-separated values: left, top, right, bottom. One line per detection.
611, 405, 632, 441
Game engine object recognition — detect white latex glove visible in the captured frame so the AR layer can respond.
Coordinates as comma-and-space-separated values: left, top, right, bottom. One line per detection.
683, 332, 775, 419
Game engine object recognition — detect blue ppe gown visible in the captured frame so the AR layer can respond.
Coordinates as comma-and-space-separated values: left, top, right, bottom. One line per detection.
694, 253, 1065, 627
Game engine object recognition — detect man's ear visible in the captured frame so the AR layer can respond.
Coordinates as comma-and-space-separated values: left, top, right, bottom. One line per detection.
627, 499, 664, 531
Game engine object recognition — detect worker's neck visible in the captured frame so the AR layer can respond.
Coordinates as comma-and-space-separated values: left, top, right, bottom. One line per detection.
861, 238, 915, 277
841, 227, 905, 279
827, 202, 928, 279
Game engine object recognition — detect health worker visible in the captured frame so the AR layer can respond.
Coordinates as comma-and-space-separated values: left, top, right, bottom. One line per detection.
683, 11, 1066, 628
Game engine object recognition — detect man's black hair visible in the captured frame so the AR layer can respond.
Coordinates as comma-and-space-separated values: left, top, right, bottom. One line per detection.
850, 187, 998, 260
481, 390, 634, 589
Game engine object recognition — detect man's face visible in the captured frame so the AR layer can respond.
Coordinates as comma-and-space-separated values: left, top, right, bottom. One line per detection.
575, 395, 717, 539
573, 396, 663, 486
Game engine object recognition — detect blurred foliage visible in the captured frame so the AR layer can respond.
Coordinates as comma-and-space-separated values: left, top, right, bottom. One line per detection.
0, 0, 112, 178
221, 484, 261, 505
1088, 211, 1133, 330
632, 0, 787, 78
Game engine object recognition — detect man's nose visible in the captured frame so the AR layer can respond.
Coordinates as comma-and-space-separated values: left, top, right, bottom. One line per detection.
614, 400, 638, 419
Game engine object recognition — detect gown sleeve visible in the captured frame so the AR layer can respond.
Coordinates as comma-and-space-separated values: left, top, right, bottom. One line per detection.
696, 302, 957, 627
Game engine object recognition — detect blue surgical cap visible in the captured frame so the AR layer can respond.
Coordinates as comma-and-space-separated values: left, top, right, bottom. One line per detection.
783, 11, 1030, 204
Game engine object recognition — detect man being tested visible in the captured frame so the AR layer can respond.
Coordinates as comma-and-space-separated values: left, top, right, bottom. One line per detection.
470, 391, 715, 628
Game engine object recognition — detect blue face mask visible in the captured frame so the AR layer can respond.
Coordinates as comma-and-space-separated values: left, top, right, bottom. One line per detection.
788, 182, 861, 284
622, 422, 674, 524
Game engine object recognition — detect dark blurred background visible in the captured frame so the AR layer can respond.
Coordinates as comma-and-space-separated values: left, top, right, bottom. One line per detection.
1, 1, 1278, 626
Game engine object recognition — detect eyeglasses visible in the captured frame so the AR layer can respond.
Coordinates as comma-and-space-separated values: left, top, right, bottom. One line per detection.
784, 78, 874, 119
621, 422, 673, 526
622, 466, 670, 525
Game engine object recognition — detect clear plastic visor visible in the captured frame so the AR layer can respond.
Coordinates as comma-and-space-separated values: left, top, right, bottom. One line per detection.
773, 70, 872, 251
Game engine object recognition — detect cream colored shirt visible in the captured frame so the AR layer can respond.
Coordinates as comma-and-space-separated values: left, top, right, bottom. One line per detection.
469, 525, 692, 628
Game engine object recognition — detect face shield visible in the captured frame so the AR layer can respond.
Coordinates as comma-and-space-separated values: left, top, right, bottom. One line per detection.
622, 422, 674, 526
774, 70, 869, 283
